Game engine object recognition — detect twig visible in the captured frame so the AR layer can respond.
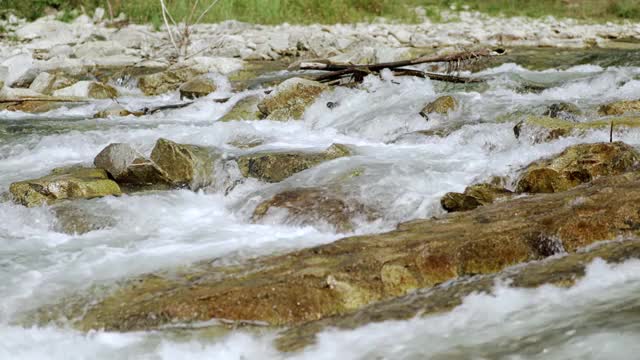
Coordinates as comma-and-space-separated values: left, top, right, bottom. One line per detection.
159, 0, 179, 55
195, 0, 221, 25
610, 120, 614, 143
105, 0, 114, 22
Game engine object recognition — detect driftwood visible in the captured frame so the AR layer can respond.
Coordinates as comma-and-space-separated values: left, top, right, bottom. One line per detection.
0, 98, 89, 103
301, 48, 506, 85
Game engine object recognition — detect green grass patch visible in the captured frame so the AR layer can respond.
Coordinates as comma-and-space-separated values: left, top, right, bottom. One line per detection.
1, 0, 640, 25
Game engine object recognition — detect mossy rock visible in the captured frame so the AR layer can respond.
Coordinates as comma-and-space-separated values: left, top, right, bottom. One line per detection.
150, 138, 222, 190
252, 187, 376, 233
179, 76, 217, 100
257, 77, 328, 121
35, 169, 640, 332
236, 144, 352, 183
441, 183, 512, 212
218, 95, 262, 122
599, 99, 640, 116
94, 143, 171, 187
87, 82, 118, 99
420, 95, 458, 120
516, 141, 640, 194
137, 67, 203, 96
9, 166, 121, 207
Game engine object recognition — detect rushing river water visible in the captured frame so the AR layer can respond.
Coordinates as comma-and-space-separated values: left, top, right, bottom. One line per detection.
3, 48, 640, 359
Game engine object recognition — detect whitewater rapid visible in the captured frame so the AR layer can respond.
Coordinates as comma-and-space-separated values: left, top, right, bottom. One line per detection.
3, 55, 640, 359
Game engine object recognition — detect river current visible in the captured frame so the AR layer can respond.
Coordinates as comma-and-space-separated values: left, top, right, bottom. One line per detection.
2, 48, 640, 359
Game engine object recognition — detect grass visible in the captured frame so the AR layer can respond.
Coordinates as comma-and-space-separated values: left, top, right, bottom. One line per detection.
1, 0, 640, 25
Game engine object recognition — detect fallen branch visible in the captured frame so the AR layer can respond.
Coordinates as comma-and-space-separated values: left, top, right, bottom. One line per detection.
311, 68, 482, 85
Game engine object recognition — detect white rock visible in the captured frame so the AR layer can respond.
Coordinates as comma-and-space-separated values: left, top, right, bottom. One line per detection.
186, 56, 244, 75
89, 55, 143, 68
28, 72, 55, 94
0, 66, 7, 88
0, 87, 43, 100
15, 20, 75, 45
110, 28, 158, 49
390, 29, 412, 43
74, 41, 126, 59
1, 53, 34, 86
93, 7, 105, 23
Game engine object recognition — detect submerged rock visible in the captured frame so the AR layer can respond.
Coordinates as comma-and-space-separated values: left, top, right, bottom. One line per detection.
51, 202, 115, 235
516, 142, 639, 194
178, 76, 217, 100
218, 95, 262, 122
236, 144, 352, 183
52, 81, 118, 99
542, 102, 581, 121
598, 99, 640, 116
252, 188, 375, 233
441, 183, 512, 212
137, 67, 202, 96
94, 143, 171, 187
419, 95, 458, 120
276, 238, 640, 352
9, 166, 121, 207
150, 138, 222, 190
257, 77, 328, 120
514, 116, 640, 144
40, 170, 640, 331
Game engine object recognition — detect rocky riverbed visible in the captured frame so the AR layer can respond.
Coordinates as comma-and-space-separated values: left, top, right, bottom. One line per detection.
4, 9, 640, 359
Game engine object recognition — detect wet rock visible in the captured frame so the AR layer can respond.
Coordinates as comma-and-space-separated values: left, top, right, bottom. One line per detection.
252, 188, 374, 233
236, 144, 352, 183
598, 99, 640, 116
178, 76, 217, 100
441, 183, 512, 212
43, 170, 640, 331
150, 138, 222, 190
52, 81, 118, 99
257, 77, 328, 121
516, 142, 639, 194
93, 104, 137, 118
514, 116, 640, 144
542, 102, 581, 121
137, 67, 202, 96
218, 95, 262, 122
94, 143, 171, 186
419, 95, 458, 120
9, 166, 121, 207
0, 99, 68, 113
276, 238, 640, 352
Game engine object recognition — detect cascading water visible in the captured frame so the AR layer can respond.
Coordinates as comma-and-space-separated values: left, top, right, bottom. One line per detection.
3, 49, 640, 359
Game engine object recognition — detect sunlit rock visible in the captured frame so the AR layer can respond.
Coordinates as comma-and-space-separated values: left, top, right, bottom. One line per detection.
178, 76, 217, 100
218, 95, 263, 122
52, 81, 118, 99
137, 67, 202, 96
257, 77, 328, 120
516, 141, 640, 194
1, 53, 35, 86
598, 99, 640, 116
252, 188, 376, 233
29, 72, 76, 95
441, 183, 512, 212
94, 143, 171, 187
419, 95, 458, 120
42, 171, 640, 331
150, 138, 222, 190
9, 166, 121, 207
236, 144, 352, 183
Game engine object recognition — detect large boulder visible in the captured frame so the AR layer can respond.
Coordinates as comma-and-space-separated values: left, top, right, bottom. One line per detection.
9, 166, 121, 207
39, 170, 640, 331
52, 81, 118, 99
1, 53, 35, 86
515, 142, 640, 194
257, 77, 328, 120
137, 67, 202, 96
94, 143, 171, 187
178, 76, 217, 100
252, 188, 375, 233
419, 95, 458, 120
150, 138, 222, 190
236, 144, 352, 183
441, 183, 512, 212
598, 99, 640, 116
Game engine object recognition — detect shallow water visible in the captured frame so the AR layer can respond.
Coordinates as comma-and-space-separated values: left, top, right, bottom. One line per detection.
3, 48, 640, 359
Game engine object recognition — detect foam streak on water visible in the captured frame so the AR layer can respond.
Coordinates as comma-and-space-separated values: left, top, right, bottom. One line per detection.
3, 57, 640, 358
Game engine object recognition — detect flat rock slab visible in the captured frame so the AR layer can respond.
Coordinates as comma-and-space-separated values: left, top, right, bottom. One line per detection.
32, 170, 640, 331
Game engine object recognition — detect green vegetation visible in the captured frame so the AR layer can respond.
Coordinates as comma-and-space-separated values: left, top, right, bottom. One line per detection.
1, 0, 640, 25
